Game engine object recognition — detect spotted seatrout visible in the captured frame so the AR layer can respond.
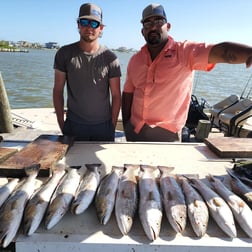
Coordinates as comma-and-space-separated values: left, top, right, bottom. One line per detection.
45, 165, 85, 230
159, 166, 187, 233
0, 164, 40, 248
138, 165, 162, 241
227, 168, 252, 208
0, 178, 19, 208
71, 163, 101, 215
115, 164, 140, 235
208, 174, 252, 238
189, 177, 237, 238
179, 176, 209, 237
95, 166, 124, 225
23, 163, 66, 236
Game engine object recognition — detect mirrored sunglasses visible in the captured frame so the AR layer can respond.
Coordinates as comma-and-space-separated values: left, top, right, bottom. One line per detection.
79, 19, 100, 29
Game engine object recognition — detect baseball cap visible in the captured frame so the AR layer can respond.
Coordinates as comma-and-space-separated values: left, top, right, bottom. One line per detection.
141, 4, 167, 23
78, 3, 102, 23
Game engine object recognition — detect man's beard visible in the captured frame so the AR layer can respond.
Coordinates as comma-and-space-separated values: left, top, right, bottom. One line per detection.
81, 35, 95, 43
147, 31, 161, 45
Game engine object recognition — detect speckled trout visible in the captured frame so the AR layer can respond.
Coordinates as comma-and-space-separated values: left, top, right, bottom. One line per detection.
159, 166, 187, 234
0, 164, 40, 248
95, 166, 124, 225
0, 178, 19, 208
138, 165, 162, 241
179, 176, 209, 237
45, 165, 85, 230
208, 174, 252, 238
23, 163, 66, 236
189, 177, 237, 238
71, 163, 101, 215
227, 168, 252, 208
115, 164, 140, 235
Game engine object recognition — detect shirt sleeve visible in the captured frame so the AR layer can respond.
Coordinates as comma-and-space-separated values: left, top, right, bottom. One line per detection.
183, 41, 215, 71
53, 47, 67, 72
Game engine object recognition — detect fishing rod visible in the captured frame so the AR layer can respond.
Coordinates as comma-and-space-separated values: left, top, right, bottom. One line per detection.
240, 73, 252, 99
192, 70, 200, 94
246, 76, 252, 99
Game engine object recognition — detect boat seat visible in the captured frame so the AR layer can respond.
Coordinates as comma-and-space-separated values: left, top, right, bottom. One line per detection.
218, 98, 252, 136
209, 94, 239, 128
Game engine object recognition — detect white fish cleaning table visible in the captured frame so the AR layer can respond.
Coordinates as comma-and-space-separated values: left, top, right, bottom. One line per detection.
2, 141, 252, 252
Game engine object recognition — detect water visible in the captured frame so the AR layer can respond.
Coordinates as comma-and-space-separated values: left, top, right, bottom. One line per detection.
0, 49, 251, 109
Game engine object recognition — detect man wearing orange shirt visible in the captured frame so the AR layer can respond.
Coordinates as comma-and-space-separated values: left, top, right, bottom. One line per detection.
122, 3, 252, 142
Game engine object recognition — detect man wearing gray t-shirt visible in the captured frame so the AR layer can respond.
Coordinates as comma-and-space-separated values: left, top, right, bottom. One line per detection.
53, 3, 121, 141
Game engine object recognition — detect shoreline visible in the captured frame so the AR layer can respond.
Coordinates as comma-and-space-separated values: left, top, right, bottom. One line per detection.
0, 48, 29, 53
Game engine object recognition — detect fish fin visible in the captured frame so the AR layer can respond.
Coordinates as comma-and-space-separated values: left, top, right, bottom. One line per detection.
148, 191, 154, 201
193, 199, 200, 207
167, 191, 173, 201
213, 198, 223, 207
182, 174, 199, 179
121, 189, 131, 199
24, 164, 40, 177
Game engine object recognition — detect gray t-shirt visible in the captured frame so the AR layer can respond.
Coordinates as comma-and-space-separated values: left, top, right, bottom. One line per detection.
54, 42, 121, 124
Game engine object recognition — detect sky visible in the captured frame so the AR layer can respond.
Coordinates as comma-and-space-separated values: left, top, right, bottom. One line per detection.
1, 0, 252, 50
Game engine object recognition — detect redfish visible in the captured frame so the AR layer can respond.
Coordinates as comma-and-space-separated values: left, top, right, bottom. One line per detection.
115, 164, 140, 235
159, 166, 187, 234
138, 165, 162, 241
189, 177, 236, 238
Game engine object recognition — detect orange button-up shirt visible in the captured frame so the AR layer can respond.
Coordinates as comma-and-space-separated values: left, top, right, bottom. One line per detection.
123, 36, 215, 133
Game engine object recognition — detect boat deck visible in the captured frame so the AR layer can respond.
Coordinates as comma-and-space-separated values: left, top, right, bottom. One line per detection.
1, 108, 227, 143
0, 108, 252, 251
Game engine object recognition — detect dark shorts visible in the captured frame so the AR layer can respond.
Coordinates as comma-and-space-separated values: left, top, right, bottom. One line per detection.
63, 118, 115, 141
124, 122, 181, 142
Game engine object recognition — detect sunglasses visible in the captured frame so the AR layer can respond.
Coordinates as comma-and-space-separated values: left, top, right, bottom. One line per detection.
143, 19, 166, 29
79, 19, 100, 29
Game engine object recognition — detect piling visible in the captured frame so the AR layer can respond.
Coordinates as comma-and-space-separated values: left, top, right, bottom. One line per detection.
195, 119, 211, 141
0, 72, 13, 133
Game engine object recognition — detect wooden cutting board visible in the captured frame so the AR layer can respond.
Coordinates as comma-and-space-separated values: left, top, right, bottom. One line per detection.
0, 147, 18, 163
204, 137, 252, 158
0, 134, 73, 177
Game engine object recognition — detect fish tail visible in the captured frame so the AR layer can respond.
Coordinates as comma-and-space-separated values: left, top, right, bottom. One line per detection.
85, 163, 102, 172
51, 163, 67, 173
140, 164, 157, 171
124, 164, 141, 178
157, 165, 174, 175
226, 168, 241, 181
124, 164, 140, 170
111, 165, 124, 175
24, 164, 40, 177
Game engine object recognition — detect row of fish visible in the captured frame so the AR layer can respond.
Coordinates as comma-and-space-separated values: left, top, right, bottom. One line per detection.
0, 162, 252, 247
95, 164, 252, 241
0, 162, 101, 248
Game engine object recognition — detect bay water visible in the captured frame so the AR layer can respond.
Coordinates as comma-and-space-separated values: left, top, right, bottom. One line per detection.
0, 48, 251, 109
